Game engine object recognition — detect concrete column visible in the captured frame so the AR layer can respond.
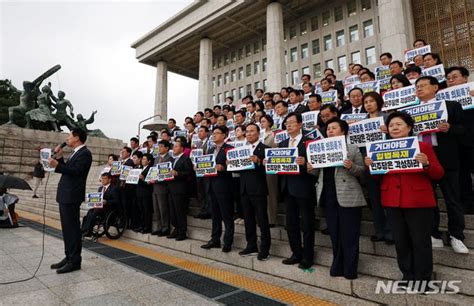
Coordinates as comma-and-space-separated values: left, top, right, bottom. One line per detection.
266, 2, 285, 92
198, 38, 213, 110
154, 61, 167, 122
378, 0, 414, 61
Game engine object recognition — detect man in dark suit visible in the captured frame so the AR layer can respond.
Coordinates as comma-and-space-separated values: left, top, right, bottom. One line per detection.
48, 128, 92, 274
201, 125, 235, 252
341, 88, 367, 114
193, 126, 211, 219
415, 76, 468, 254
151, 140, 174, 236
168, 140, 194, 241
278, 112, 317, 269
288, 89, 309, 114
119, 146, 136, 228
136, 153, 154, 234
238, 123, 271, 260
81, 172, 119, 236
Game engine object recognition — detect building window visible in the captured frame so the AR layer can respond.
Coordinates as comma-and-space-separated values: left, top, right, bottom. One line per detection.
351, 51, 361, 64
238, 48, 243, 60
217, 75, 222, 87
322, 11, 330, 26
286, 73, 289, 85
262, 58, 267, 72
310, 16, 319, 31
301, 43, 308, 59
289, 25, 297, 39
262, 38, 266, 50
300, 21, 307, 35
217, 93, 222, 103
302, 66, 310, 75
253, 41, 259, 54
246, 84, 252, 95
224, 91, 229, 99
324, 35, 332, 51
336, 30, 345, 47
363, 19, 374, 38
224, 72, 229, 84
212, 77, 216, 88
239, 86, 244, 99
325, 59, 334, 69
246, 64, 252, 77
212, 59, 216, 70
334, 6, 343, 22
347, 0, 357, 16
263, 79, 268, 92
231, 70, 236, 82
254, 81, 260, 91
361, 0, 371, 11
217, 57, 222, 68
238, 67, 244, 80
224, 54, 230, 66
338, 55, 347, 72
290, 47, 298, 62
231, 51, 236, 62
213, 95, 216, 104
254, 61, 260, 74
291, 70, 299, 85
313, 63, 322, 78
245, 44, 252, 57
284, 50, 288, 64
231, 89, 236, 100
312, 39, 320, 54
365, 46, 376, 65
349, 25, 359, 42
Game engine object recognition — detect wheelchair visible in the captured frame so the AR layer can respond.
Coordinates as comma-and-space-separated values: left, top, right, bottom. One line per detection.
88, 208, 128, 242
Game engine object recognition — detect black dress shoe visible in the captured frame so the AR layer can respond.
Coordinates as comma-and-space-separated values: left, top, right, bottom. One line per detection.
282, 256, 301, 265
141, 229, 151, 234
197, 213, 211, 219
201, 241, 221, 249
371, 235, 385, 242
238, 248, 258, 256
50, 258, 68, 270
222, 245, 232, 253
167, 231, 178, 239
32, 195, 39, 198
158, 230, 170, 237
298, 260, 313, 269
321, 228, 330, 235
257, 251, 270, 261
56, 262, 81, 274
175, 235, 187, 241
133, 227, 143, 233
151, 230, 161, 236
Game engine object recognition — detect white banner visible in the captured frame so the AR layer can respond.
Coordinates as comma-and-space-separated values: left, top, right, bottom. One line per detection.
306, 136, 347, 168
348, 117, 386, 147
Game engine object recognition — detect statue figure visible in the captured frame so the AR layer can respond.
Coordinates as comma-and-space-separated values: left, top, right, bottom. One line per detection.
71, 111, 107, 138
25, 84, 60, 132
5, 65, 61, 127
51, 90, 75, 131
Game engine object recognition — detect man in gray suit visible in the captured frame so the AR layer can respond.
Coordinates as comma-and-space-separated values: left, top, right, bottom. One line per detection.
151, 140, 174, 236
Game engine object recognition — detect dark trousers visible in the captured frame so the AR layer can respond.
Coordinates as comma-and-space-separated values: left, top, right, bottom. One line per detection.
81, 208, 104, 235
121, 187, 139, 228
284, 194, 315, 263
367, 173, 392, 240
241, 194, 271, 252
196, 178, 210, 214
460, 145, 474, 214
388, 207, 433, 281
325, 197, 362, 279
169, 193, 188, 236
433, 170, 465, 240
233, 177, 243, 218
59, 202, 82, 265
137, 196, 153, 231
210, 191, 234, 247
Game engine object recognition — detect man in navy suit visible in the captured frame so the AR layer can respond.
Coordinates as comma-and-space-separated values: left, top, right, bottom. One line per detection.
48, 128, 92, 273
341, 88, 367, 114
278, 112, 317, 269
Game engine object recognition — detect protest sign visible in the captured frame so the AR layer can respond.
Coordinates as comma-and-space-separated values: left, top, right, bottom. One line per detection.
436, 82, 474, 110
421, 64, 446, 83
304, 128, 324, 140
366, 136, 423, 174
272, 116, 283, 130
195, 154, 218, 177
375, 66, 391, 81
344, 74, 360, 85
110, 161, 121, 175
382, 85, 418, 111
120, 165, 132, 180
306, 136, 347, 168
314, 83, 323, 94
340, 113, 368, 122
404, 45, 431, 63
144, 166, 158, 182
265, 109, 275, 117
320, 90, 338, 105
302, 111, 320, 130
190, 148, 203, 163
274, 130, 289, 144
400, 100, 448, 135
227, 140, 246, 148
344, 81, 379, 96
156, 162, 174, 182
378, 78, 392, 93
126, 169, 142, 184
174, 130, 187, 138
226, 145, 255, 171
39, 148, 55, 172
191, 134, 202, 148
150, 144, 160, 157
226, 118, 235, 130
227, 130, 236, 142
265, 148, 299, 175
348, 117, 385, 147
139, 147, 148, 154
85, 192, 103, 209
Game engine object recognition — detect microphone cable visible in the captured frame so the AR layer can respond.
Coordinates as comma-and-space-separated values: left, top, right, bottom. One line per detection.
0, 172, 49, 285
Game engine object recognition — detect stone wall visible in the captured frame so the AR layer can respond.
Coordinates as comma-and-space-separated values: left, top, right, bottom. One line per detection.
0, 126, 125, 179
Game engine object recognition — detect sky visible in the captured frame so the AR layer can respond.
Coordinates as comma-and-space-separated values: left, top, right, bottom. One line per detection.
1, 0, 198, 143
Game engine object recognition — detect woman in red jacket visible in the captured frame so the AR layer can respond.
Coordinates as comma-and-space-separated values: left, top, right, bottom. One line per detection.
365, 111, 444, 285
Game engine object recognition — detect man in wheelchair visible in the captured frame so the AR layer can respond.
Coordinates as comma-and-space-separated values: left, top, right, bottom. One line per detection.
81, 172, 119, 237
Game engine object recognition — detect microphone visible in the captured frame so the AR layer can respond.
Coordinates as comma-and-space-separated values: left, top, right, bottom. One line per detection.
52, 142, 67, 158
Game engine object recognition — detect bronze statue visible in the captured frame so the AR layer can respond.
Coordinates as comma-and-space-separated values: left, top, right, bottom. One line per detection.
25, 84, 59, 132
70, 111, 107, 138
51, 90, 75, 131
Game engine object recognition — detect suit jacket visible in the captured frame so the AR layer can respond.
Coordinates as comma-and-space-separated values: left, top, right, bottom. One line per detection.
239, 142, 269, 196
168, 154, 194, 195
313, 143, 367, 208
99, 184, 120, 209
153, 153, 174, 194
380, 142, 444, 208
205, 143, 234, 194
55, 146, 92, 204
341, 106, 367, 114
278, 136, 316, 199
122, 157, 134, 167
136, 165, 153, 197
434, 100, 464, 170
294, 103, 309, 114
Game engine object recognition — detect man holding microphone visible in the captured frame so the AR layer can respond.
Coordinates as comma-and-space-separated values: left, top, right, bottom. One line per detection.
48, 128, 93, 273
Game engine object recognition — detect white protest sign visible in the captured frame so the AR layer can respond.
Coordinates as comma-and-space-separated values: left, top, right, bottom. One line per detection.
422, 64, 446, 83
306, 136, 347, 168
274, 130, 289, 144
195, 154, 217, 177
39, 148, 55, 172
156, 162, 174, 182
264, 148, 299, 175
382, 85, 418, 111
340, 113, 368, 122
375, 66, 391, 81
404, 45, 431, 63
320, 90, 338, 105
125, 169, 142, 184
302, 111, 320, 130
85, 192, 103, 209
400, 100, 448, 135
119, 165, 132, 180
348, 117, 386, 147
436, 82, 474, 110
226, 145, 255, 171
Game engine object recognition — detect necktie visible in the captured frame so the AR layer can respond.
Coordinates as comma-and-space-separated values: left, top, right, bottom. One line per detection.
354, 108, 359, 113
290, 138, 296, 148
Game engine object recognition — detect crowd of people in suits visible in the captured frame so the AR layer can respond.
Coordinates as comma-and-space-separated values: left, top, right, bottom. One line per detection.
86, 38, 473, 284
